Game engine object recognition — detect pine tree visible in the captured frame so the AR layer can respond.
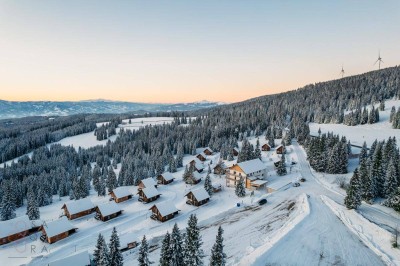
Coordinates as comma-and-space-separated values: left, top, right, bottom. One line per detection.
0, 182, 16, 221
235, 178, 246, 197
183, 214, 204, 266
159, 231, 172, 266
209, 226, 226, 266
344, 169, 362, 209
277, 155, 287, 176
383, 187, 400, 212
107, 166, 118, 193
98, 175, 106, 196
170, 223, 184, 266
93, 234, 106, 266
359, 158, 373, 203
204, 173, 213, 196
109, 227, 123, 266
98, 237, 110, 266
26, 189, 40, 220
384, 159, 398, 198
138, 235, 151, 266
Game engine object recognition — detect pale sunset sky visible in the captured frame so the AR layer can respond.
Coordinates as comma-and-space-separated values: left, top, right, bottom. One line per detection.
0, 1, 399, 103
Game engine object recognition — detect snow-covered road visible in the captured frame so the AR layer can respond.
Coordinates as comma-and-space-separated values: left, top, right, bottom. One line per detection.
260, 140, 386, 266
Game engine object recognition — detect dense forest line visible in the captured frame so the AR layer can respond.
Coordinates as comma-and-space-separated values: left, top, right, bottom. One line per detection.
1, 66, 400, 220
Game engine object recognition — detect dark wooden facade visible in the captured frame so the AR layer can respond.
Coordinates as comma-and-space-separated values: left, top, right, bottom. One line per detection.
213, 164, 226, 175
185, 192, 210, 207
276, 145, 284, 154
109, 191, 133, 203
95, 207, 122, 222
0, 228, 40, 245
232, 148, 239, 156
157, 174, 174, 185
138, 190, 160, 203
61, 205, 94, 220
203, 148, 213, 155
42, 228, 77, 244
261, 143, 271, 151
149, 206, 179, 222
196, 153, 206, 161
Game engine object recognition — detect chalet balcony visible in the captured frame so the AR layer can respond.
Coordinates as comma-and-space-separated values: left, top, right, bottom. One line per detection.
150, 214, 159, 221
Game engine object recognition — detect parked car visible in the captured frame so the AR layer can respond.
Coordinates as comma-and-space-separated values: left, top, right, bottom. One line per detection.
293, 182, 300, 187
258, 198, 268, 205
299, 177, 306, 182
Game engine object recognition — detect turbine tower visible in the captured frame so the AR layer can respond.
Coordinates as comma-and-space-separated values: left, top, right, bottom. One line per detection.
374, 51, 384, 70
340, 65, 345, 78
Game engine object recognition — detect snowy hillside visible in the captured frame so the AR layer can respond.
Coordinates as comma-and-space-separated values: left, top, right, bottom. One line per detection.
310, 99, 400, 148
0, 100, 224, 119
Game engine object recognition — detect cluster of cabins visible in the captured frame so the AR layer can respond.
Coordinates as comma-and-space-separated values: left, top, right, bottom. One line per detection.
1, 145, 275, 250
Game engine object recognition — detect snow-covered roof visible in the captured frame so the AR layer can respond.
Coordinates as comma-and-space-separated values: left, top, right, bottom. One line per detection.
119, 232, 137, 248
160, 172, 175, 181
196, 147, 213, 154
190, 157, 203, 165
192, 171, 202, 180
186, 187, 210, 201
262, 143, 270, 147
267, 179, 292, 190
43, 217, 76, 238
212, 183, 222, 189
140, 178, 157, 188
48, 250, 91, 266
62, 198, 95, 215
233, 147, 239, 152
197, 152, 207, 158
194, 162, 204, 170
151, 201, 179, 217
111, 186, 132, 199
251, 180, 268, 186
276, 144, 283, 149
141, 186, 161, 198
97, 202, 122, 217
237, 159, 266, 174
0, 215, 41, 238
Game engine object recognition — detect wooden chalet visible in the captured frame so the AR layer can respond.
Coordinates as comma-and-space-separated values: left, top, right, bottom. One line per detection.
189, 158, 205, 173
109, 187, 133, 203
95, 202, 123, 222
212, 183, 222, 193
48, 250, 91, 266
119, 232, 138, 252
276, 145, 285, 154
196, 152, 207, 162
149, 201, 180, 222
40, 217, 77, 244
261, 143, 271, 151
157, 172, 175, 185
226, 159, 267, 189
185, 187, 210, 206
232, 147, 239, 157
61, 198, 95, 220
186, 171, 202, 185
138, 186, 161, 203
202, 147, 214, 155
213, 162, 227, 175
138, 178, 158, 190
0, 215, 41, 245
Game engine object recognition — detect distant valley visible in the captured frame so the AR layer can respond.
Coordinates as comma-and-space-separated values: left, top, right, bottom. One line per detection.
0, 99, 225, 119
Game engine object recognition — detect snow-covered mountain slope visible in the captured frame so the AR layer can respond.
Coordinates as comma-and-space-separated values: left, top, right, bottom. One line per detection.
309, 99, 400, 148
0, 99, 225, 119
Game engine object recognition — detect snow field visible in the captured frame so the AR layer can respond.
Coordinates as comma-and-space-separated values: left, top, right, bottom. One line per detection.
321, 195, 400, 266
309, 99, 400, 148
239, 193, 310, 266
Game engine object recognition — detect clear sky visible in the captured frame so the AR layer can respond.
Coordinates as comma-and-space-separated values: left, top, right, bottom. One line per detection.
0, 1, 399, 103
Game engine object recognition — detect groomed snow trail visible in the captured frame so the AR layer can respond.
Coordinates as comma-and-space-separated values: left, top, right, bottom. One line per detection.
259, 140, 385, 266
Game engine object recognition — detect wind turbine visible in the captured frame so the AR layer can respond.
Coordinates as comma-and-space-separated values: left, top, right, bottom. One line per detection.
340, 65, 345, 78
374, 51, 384, 70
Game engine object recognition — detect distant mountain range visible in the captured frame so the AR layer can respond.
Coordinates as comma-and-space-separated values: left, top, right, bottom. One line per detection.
0, 99, 225, 119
